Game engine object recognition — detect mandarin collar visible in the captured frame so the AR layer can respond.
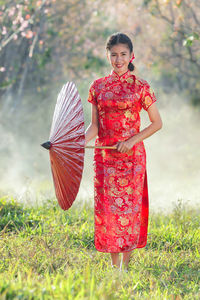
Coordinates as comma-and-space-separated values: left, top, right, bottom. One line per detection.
110, 69, 132, 81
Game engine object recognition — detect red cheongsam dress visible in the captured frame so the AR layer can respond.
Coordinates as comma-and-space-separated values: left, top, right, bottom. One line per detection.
87, 69, 157, 253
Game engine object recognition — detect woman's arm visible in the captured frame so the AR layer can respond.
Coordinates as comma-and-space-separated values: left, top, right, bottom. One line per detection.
117, 103, 162, 153
85, 104, 99, 145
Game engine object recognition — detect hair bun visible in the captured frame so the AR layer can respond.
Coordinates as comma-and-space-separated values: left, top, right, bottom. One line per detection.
128, 62, 134, 71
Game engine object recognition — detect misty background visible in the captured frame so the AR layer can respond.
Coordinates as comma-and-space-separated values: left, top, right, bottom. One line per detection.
0, 0, 199, 213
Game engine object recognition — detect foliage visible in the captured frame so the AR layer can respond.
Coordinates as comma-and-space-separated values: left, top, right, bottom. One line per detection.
0, 0, 52, 104
142, 0, 200, 105
0, 196, 199, 299
0, 0, 112, 116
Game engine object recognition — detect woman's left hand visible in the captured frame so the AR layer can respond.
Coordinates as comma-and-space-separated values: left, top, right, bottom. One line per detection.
116, 138, 136, 153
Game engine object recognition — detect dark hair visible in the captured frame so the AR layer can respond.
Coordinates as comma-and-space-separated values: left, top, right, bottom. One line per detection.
106, 32, 135, 71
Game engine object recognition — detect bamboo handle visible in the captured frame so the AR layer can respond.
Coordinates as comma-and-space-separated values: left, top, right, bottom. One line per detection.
85, 145, 117, 149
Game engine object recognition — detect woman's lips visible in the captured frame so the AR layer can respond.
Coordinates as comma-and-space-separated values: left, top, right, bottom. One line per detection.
116, 64, 123, 68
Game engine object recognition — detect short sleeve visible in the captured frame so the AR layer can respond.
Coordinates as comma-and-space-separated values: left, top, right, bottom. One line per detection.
140, 81, 157, 111
88, 81, 97, 105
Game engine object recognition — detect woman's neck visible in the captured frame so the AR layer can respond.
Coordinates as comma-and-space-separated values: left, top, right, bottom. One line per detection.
113, 69, 129, 77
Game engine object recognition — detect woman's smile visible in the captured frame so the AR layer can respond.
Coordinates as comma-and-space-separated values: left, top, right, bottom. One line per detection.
116, 63, 123, 68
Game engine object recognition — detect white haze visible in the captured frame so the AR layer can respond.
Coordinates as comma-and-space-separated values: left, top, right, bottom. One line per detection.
0, 89, 199, 213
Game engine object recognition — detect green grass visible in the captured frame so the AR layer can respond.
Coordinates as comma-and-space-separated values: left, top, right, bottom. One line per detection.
0, 196, 199, 299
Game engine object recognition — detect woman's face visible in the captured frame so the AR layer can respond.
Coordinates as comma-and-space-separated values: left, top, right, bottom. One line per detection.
107, 43, 132, 76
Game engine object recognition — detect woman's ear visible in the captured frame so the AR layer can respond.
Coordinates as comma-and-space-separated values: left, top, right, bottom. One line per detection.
106, 51, 110, 62
130, 51, 133, 60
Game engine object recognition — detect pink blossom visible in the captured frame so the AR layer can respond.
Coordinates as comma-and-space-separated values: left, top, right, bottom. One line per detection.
8, 7, 16, 17
13, 34, 18, 40
2, 26, 7, 35
36, 1, 42, 7
13, 19, 18, 25
0, 67, 5, 72
26, 30, 33, 39
20, 20, 29, 31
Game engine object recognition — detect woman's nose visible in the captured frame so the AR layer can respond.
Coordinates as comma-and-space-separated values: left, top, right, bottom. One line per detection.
116, 56, 121, 62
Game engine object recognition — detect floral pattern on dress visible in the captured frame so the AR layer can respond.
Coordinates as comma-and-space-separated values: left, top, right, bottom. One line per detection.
88, 70, 157, 253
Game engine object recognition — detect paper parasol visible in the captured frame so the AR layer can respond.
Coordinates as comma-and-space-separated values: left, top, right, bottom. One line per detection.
41, 81, 116, 210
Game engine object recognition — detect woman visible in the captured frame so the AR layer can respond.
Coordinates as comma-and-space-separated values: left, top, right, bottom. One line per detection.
85, 32, 162, 271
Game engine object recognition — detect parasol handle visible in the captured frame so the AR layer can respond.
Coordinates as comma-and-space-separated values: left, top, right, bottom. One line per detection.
85, 145, 117, 149
40, 141, 117, 150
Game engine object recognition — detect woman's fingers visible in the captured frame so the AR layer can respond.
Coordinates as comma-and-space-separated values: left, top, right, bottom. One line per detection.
117, 141, 129, 153
116, 140, 134, 153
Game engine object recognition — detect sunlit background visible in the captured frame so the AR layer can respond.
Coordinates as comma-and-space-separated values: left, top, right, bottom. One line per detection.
0, 0, 199, 213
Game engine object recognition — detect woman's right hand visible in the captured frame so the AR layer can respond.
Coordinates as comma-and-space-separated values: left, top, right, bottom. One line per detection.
116, 139, 134, 153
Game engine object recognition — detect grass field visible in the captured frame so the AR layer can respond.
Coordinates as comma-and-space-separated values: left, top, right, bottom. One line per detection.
0, 196, 199, 299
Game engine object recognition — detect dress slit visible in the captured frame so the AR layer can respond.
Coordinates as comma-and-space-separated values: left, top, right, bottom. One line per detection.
137, 169, 149, 248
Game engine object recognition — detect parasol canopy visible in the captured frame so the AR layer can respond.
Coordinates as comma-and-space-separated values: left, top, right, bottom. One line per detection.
41, 82, 85, 210
41, 81, 116, 210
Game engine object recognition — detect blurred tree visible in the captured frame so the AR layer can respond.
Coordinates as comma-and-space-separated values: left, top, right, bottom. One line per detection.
0, 0, 51, 113
2, 0, 198, 120
0, 0, 109, 118
143, 0, 200, 105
